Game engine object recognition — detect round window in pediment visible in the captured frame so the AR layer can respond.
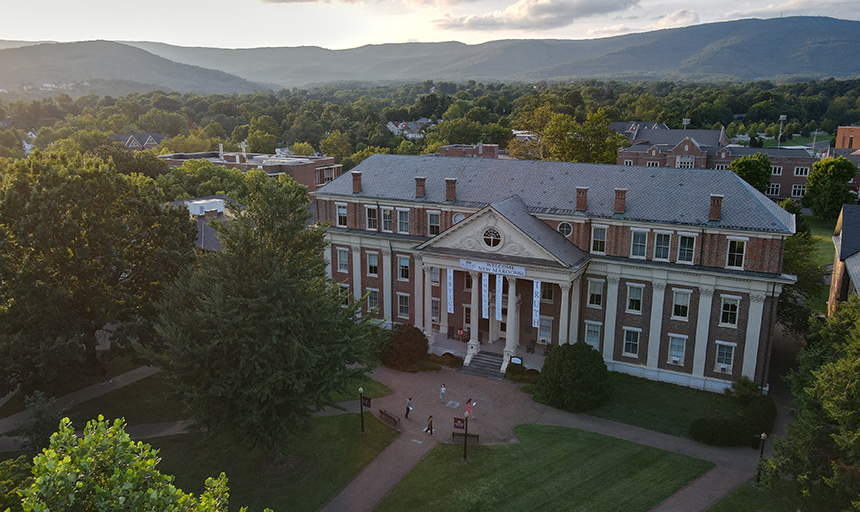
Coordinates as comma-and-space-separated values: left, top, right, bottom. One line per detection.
483, 228, 502, 248
557, 222, 573, 237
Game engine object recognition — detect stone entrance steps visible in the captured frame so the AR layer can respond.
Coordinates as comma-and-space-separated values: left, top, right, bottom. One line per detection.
461, 351, 505, 381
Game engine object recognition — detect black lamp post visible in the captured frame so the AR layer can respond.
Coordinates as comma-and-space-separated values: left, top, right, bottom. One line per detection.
359, 386, 365, 434
755, 432, 768, 485
462, 411, 470, 462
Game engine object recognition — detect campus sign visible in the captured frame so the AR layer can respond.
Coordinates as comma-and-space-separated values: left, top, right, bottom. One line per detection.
459, 259, 526, 277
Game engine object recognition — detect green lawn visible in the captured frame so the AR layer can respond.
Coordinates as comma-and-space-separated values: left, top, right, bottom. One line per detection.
150, 413, 399, 512
585, 373, 747, 438
807, 216, 837, 268
376, 424, 714, 512
329, 375, 393, 402
759, 133, 829, 148
66, 374, 187, 426
709, 477, 848, 512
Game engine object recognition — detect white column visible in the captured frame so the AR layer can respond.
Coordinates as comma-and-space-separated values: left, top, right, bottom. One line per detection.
501, 277, 519, 372
414, 255, 424, 332
742, 293, 767, 379
646, 281, 667, 369
465, 270, 481, 365
602, 275, 620, 362
440, 268, 449, 334
423, 265, 433, 338
569, 278, 581, 344
351, 245, 362, 305
692, 286, 715, 379
558, 282, 571, 345
381, 249, 392, 324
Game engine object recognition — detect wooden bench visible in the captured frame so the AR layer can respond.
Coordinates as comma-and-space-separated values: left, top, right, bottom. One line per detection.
378, 409, 400, 427
452, 432, 480, 444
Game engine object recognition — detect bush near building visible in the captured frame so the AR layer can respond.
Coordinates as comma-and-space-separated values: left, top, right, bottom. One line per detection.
535, 342, 612, 412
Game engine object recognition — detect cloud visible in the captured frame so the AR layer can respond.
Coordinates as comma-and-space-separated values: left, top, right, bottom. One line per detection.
434, 0, 638, 31
723, 0, 860, 19
645, 9, 699, 29
586, 24, 632, 36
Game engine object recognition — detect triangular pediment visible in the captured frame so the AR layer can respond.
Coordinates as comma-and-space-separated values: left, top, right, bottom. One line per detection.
417, 197, 588, 269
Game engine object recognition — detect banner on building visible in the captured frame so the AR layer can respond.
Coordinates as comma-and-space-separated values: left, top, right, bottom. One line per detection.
532, 280, 541, 328
460, 259, 525, 277
482, 273, 489, 319
495, 274, 503, 321
447, 268, 454, 314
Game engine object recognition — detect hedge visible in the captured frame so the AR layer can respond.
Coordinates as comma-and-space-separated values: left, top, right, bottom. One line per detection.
689, 395, 777, 446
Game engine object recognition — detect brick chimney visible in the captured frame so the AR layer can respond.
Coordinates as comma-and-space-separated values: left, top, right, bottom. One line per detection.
445, 178, 457, 201
576, 187, 588, 212
614, 188, 627, 214
352, 171, 362, 194
415, 176, 426, 199
709, 194, 723, 222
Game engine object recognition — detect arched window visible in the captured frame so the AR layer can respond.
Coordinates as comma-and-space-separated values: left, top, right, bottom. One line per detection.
483, 228, 501, 248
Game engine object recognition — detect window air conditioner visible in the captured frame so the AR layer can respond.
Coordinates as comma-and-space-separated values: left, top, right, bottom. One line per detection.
672, 357, 680, 364
431, 317, 439, 323
720, 365, 728, 373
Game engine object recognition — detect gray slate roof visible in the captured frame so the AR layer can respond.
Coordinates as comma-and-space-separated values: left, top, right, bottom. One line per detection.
316, 154, 795, 234
490, 196, 589, 268
835, 204, 860, 260
724, 146, 813, 158
109, 133, 165, 147
631, 129, 724, 147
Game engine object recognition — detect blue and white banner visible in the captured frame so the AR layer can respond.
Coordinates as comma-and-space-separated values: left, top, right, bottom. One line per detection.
447, 268, 454, 314
482, 272, 489, 319
532, 280, 541, 328
495, 274, 503, 321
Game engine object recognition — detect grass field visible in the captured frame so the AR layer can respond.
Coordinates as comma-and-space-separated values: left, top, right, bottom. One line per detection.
709, 477, 848, 512
150, 414, 399, 512
66, 374, 186, 426
760, 134, 828, 148
586, 373, 747, 439
376, 424, 714, 512
807, 216, 837, 268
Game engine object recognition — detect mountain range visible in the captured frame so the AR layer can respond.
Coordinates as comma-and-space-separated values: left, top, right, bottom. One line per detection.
1, 16, 859, 97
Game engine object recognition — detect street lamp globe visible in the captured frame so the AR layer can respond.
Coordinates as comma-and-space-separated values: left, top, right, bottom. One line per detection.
358, 387, 364, 394
464, 411, 470, 419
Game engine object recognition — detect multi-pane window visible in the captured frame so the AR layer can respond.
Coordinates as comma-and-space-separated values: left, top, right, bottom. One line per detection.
713, 164, 729, 170
623, 328, 640, 357
382, 209, 393, 232
771, 165, 783, 176
716, 343, 735, 368
366, 208, 378, 230
431, 267, 440, 284
654, 233, 671, 260
428, 212, 441, 236
587, 280, 603, 308
631, 231, 647, 258
541, 284, 554, 302
367, 288, 379, 311
591, 227, 607, 254
397, 209, 410, 233
792, 184, 806, 197
794, 167, 810, 177
339, 284, 350, 307
766, 183, 781, 196
557, 222, 573, 237
727, 239, 745, 268
720, 297, 740, 327
367, 252, 379, 276
398, 256, 409, 281
678, 235, 695, 263
623, 159, 633, 166
397, 293, 410, 318
672, 290, 691, 320
646, 161, 660, 167
431, 299, 441, 322
676, 156, 695, 169
627, 285, 643, 313
539, 318, 553, 343
464, 305, 471, 326
668, 335, 686, 363
337, 248, 349, 273
584, 322, 601, 350
465, 273, 473, 290
336, 204, 347, 227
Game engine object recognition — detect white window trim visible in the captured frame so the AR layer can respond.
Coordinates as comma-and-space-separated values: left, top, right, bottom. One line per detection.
338, 283, 350, 307
630, 229, 648, 259
381, 206, 394, 233
397, 255, 410, 282
671, 289, 692, 321
366, 287, 379, 311
714, 340, 737, 373
336, 248, 349, 274
583, 320, 602, 350
591, 225, 608, 255
427, 210, 441, 236
430, 267, 440, 286
726, 238, 747, 270
335, 202, 348, 228
540, 283, 554, 303
653, 232, 672, 261
366, 251, 379, 277
463, 304, 472, 326
538, 315, 553, 344
396, 208, 410, 234
623, 159, 633, 166
794, 167, 810, 177
677, 234, 696, 264
766, 183, 781, 196
771, 165, 783, 176
431, 298, 441, 323
667, 333, 688, 365
587, 279, 604, 309
364, 206, 378, 232
719, 295, 741, 328
396, 292, 410, 319
622, 327, 642, 358
626, 283, 645, 315
557, 222, 573, 238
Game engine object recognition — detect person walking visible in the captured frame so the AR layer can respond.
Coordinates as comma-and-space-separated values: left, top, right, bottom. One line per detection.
424, 415, 434, 435
439, 384, 446, 403
405, 397, 412, 419
466, 398, 473, 415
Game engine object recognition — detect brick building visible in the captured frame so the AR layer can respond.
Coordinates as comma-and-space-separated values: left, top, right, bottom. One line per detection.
438, 143, 500, 159
835, 126, 860, 149
312, 154, 796, 393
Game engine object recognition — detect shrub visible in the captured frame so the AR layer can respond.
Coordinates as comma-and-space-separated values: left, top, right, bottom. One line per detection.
427, 353, 464, 369
689, 395, 777, 446
382, 324, 428, 370
724, 376, 760, 405
404, 360, 441, 372
535, 342, 612, 412
505, 363, 540, 383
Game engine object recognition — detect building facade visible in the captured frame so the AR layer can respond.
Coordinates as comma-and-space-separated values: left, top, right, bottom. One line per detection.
312, 155, 796, 393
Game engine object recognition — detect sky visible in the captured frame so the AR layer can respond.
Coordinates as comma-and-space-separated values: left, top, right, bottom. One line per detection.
1, 0, 859, 50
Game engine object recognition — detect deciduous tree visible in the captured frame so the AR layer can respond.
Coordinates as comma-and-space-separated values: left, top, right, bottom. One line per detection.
729, 152, 772, 193
802, 156, 858, 220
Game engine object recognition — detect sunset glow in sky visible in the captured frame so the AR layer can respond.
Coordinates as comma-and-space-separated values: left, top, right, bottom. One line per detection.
2, 0, 859, 49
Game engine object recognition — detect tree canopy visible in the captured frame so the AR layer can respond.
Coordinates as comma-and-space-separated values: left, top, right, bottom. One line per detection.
729, 152, 771, 193
802, 156, 859, 220
0, 151, 197, 394
154, 171, 381, 450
